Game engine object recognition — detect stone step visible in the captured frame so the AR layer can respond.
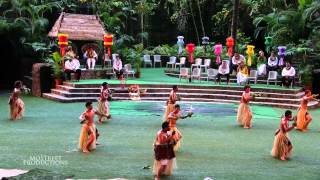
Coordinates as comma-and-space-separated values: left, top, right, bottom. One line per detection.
43, 93, 301, 109
55, 85, 301, 98
62, 82, 301, 94
49, 88, 301, 105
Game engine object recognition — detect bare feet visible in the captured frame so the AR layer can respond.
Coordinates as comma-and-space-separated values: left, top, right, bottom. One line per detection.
280, 156, 286, 161
83, 149, 90, 153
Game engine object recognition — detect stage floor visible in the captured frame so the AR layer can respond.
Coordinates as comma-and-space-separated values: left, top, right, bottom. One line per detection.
0, 95, 320, 179
73, 68, 301, 90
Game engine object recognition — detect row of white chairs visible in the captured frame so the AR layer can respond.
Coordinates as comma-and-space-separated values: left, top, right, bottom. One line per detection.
178, 68, 282, 85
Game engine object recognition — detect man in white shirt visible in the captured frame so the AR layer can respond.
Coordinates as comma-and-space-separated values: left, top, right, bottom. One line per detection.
217, 60, 230, 84
64, 56, 81, 81
113, 55, 123, 79
281, 62, 295, 87
231, 52, 245, 74
267, 51, 279, 73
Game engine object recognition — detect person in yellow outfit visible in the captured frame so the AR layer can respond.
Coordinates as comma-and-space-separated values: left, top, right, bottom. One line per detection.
167, 104, 193, 151
271, 110, 296, 161
296, 90, 318, 132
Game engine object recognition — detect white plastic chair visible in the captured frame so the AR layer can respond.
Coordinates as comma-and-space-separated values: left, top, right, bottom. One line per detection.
143, 55, 152, 67
153, 55, 162, 68
207, 68, 218, 82
200, 59, 211, 73
191, 68, 201, 82
191, 58, 202, 69
247, 70, 258, 84
179, 68, 189, 82
267, 71, 278, 85
166, 56, 176, 69
124, 64, 135, 78
175, 57, 186, 70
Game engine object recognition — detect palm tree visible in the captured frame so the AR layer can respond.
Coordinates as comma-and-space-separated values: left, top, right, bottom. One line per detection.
231, 0, 240, 49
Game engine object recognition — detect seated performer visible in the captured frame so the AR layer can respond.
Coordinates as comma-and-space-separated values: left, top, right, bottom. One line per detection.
153, 121, 176, 180
86, 48, 97, 70
236, 61, 249, 85
97, 82, 112, 124
296, 90, 317, 132
64, 56, 81, 81
271, 110, 296, 161
65, 46, 76, 58
237, 85, 255, 129
217, 60, 230, 84
8, 81, 26, 120
231, 52, 246, 74
113, 55, 123, 79
267, 51, 278, 73
256, 50, 267, 76
79, 102, 108, 152
281, 62, 295, 87
163, 85, 179, 121
167, 104, 193, 151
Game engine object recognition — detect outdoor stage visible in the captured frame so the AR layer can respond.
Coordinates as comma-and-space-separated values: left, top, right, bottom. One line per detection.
43, 68, 318, 109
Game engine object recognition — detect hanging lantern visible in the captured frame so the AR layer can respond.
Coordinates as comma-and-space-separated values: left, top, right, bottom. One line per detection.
264, 36, 273, 53
186, 43, 196, 64
177, 36, 184, 55
104, 34, 113, 58
58, 33, 69, 56
246, 45, 255, 66
214, 44, 223, 64
226, 37, 234, 59
278, 46, 286, 66
202, 36, 210, 54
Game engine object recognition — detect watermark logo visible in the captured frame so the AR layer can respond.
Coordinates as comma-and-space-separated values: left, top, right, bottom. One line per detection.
23, 154, 68, 166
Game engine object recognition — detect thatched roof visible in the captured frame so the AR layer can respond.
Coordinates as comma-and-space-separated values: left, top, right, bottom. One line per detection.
48, 12, 106, 41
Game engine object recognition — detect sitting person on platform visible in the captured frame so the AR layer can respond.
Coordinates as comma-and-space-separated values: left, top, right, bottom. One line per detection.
113, 55, 124, 79
217, 60, 230, 84
153, 121, 176, 180
85, 48, 97, 70
281, 62, 295, 87
267, 51, 279, 73
64, 56, 81, 81
231, 52, 246, 74
271, 110, 296, 161
65, 46, 76, 58
237, 61, 249, 85
257, 50, 267, 76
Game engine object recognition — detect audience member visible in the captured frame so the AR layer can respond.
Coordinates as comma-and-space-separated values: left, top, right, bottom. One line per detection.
281, 62, 296, 87
217, 60, 230, 84
64, 56, 81, 81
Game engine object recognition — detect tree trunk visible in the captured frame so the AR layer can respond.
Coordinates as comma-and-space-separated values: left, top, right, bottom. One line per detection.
188, 0, 200, 44
196, 0, 205, 37
231, 0, 240, 52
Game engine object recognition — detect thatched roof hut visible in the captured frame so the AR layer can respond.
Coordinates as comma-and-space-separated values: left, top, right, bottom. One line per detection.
48, 12, 106, 41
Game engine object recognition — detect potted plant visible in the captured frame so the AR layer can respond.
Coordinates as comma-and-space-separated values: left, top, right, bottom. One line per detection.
133, 43, 144, 78
51, 52, 63, 87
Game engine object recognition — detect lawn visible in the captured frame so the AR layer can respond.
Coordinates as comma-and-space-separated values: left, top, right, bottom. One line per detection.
0, 94, 319, 180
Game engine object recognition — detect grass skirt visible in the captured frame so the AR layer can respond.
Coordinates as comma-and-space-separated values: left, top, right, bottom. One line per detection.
271, 130, 292, 159
170, 127, 182, 151
163, 103, 175, 121
97, 99, 110, 122
9, 98, 25, 120
237, 103, 252, 128
79, 124, 96, 151
152, 144, 177, 176
296, 107, 312, 131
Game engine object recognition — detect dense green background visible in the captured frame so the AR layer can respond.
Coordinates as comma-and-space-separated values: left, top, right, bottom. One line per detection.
0, 94, 320, 179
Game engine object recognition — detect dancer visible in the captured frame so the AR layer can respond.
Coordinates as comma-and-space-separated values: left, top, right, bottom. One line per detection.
163, 85, 179, 121
271, 110, 296, 161
8, 81, 27, 120
153, 121, 176, 180
237, 85, 257, 129
79, 102, 108, 153
78, 115, 95, 153
97, 82, 112, 124
296, 90, 318, 132
167, 104, 193, 151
